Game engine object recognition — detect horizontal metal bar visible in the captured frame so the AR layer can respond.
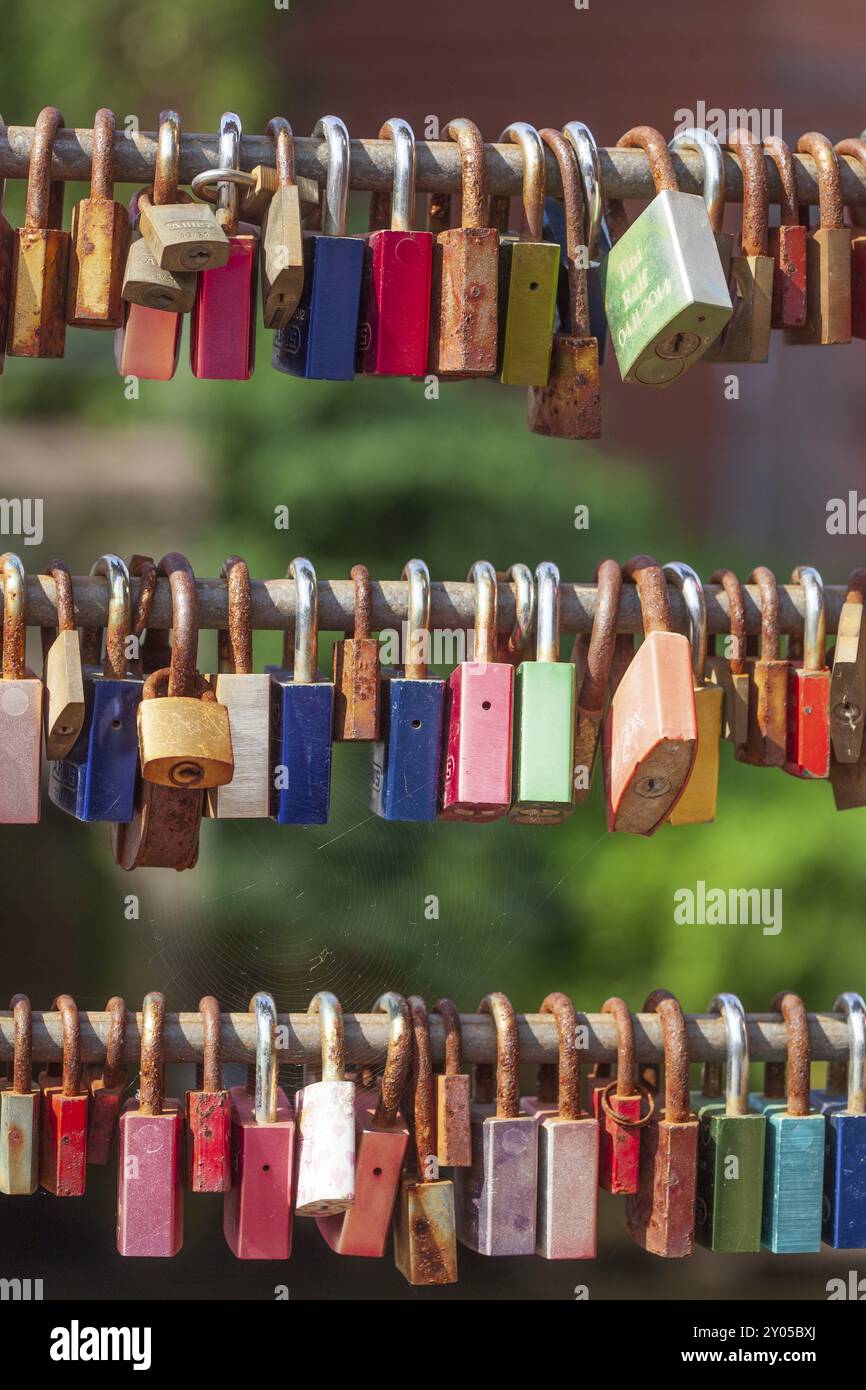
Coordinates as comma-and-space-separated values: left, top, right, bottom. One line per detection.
0, 126, 863, 206
16, 576, 844, 637
0, 1009, 850, 1066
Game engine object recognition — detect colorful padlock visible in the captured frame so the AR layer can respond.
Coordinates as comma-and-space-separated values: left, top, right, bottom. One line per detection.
0, 552, 43, 825
185, 996, 231, 1194
268, 557, 334, 824
39, 994, 88, 1197
816, 993, 866, 1250
510, 561, 575, 824
0, 994, 40, 1195
117, 992, 183, 1256
294, 992, 356, 1217
786, 564, 831, 779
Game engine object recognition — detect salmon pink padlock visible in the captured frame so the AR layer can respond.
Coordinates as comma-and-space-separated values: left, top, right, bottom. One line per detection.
0, 552, 43, 824
294, 992, 356, 1217
117, 992, 184, 1256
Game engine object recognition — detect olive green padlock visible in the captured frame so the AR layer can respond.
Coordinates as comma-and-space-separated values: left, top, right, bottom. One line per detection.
510, 561, 575, 824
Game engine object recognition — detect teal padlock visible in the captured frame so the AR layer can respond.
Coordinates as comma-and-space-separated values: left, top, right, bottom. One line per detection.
748, 991, 824, 1254
510, 561, 575, 825
691, 993, 766, 1253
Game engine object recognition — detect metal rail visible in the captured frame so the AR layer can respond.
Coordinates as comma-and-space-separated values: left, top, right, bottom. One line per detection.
0, 126, 863, 206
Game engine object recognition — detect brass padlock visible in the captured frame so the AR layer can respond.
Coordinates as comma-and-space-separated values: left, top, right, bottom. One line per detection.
786, 132, 852, 346
257, 117, 305, 328
41, 559, 85, 760
663, 561, 723, 825
705, 567, 750, 750
738, 566, 788, 768
8, 106, 70, 358
121, 114, 198, 313
708, 129, 774, 362
66, 108, 130, 328
138, 110, 229, 273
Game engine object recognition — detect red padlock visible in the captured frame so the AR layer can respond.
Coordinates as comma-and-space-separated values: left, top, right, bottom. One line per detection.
356, 119, 432, 377
185, 996, 231, 1193
786, 564, 831, 779
87, 996, 128, 1165
763, 136, 808, 330
590, 997, 649, 1195
117, 992, 184, 1257
39, 995, 88, 1196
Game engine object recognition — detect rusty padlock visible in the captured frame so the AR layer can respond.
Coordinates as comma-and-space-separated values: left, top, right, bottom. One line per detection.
764, 136, 807, 329
66, 108, 130, 328
591, 997, 650, 1194
87, 996, 127, 1165
41, 559, 85, 761
117, 992, 184, 1257
837, 137, 866, 340
39, 994, 88, 1196
708, 129, 774, 362
332, 564, 381, 741
185, 996, 231, 1193
786, 132, 851, 345
738, 566, 788, 768
432, 998, 472, 1169
786, 564, 831, 779
8, 106, 70, 358
0, 177, 13, 371
705, 567, 750, 750
572, 559, 622, 801
830, 567, 866, 763
0, 994, 40, 1195
206, 556, 271, 819
0, 552, 43, 824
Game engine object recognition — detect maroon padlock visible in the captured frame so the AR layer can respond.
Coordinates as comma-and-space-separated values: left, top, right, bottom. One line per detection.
185, 996, 231, 1193
117, 992, 184, 1257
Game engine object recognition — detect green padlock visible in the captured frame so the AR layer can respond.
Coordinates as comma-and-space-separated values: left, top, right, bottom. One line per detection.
692, 992, 766, 1253
490, 123, 559, 386
510, 561, 575, 824
748, 991, 824, 1254
602, 125, 732, 387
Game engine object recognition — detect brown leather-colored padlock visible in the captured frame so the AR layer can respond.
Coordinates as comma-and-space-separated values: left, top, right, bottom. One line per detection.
8, 106, 70, 358
786, 132, 851, 346
738, 566, 788, 767
67, 108, 130, 328
332, 564, 380, 741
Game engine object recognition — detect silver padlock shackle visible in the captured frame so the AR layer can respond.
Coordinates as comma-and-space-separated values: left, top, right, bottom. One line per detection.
834, 992, 866, 1114
251, 991, 278, 1126
505, 562, 534, 658
663, 560, 708, 684
402, 557, 431, 681
308, 990, 345, 1082
708, 992, 749, 1116
0, 552, 26, 681
535, 561, 561, 665
287, 556, 318, 685
378, 118, 416, 232
467, 559, 498, 667
791, 564, 826, 672
312, 115, 350, 238
563, 121, 602, 260
89, 553, 131, 679
496, 122, 546, 241
669, 127, 726, 231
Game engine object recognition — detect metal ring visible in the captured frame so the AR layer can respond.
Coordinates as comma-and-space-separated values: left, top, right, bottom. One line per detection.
599, 1079, 656, 1128
190, 166, 256, 201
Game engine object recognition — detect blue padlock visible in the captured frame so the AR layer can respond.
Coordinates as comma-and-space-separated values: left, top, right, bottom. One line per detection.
371, 559, 444, 822
748, 991, 824, 1254
268, 557, 334, 825
812, 993, 866, 1249
49, 555, 141, 823
272, 116, 364, 382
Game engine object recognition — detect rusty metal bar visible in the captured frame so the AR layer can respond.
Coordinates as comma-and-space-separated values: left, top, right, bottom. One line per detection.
0, 125, 864, 205
15, 576, 851, 637
0, 1009, 851, 1066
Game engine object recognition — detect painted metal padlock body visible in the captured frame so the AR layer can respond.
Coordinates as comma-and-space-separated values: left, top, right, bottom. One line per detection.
821, 1109, 866, 1249
393, 1176, 458, 1284
138, 692, 234, 790
440, 661, 514, 821
526, 333, 601, 440
185, 1087, 231, 1193
544, 195, 609, 363
206, 672, 272, 819
356, 228, 433, 376
294, 1078, 356, 1216
624, 1111, 699, 1258
668, 682, 724, 826
317, 1090, 409, 1257
8, 227, 70, 358
43, 628, 86, 761
535, 1111, 599, 1259
692, 1093, 766, 1253
787, 227, 852, 345
117, 1097, 183, 1257
189, 233, 258, 381
767, 224, 808, 330
223, 1084, 295, 1260
370, 675, 445, 822
739, 658, 788, 767
268, 668, 334, 824
510, 659, 575, 824
49, 676, 141, 823
39, 1082, 88, 1196
0, 676, 43, 824
748, 1091, 824, 1254
496, 237, 559, 385
67, 194, 129, 328
428, 227, 499, 377
601, 190, 732, 386
454, 1103, 538, 1256
272, 233, 365, 381
590, 1083, 641, 1194
0, 1087, 39, 1194
604, 631, 697, 835
786, 665, 831, 779
437, 1072, 472, 1169
115, 301, 182, 381
87, 1078, 125, 1165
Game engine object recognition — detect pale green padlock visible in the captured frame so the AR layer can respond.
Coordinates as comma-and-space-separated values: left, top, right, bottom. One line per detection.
510, 561, 575, 824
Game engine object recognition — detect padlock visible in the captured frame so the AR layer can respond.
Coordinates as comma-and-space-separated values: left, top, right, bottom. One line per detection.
427, 118, 499, 378
489, 122, 558, 385
563, 120, 610, 360
137, 112, 228, 274
705, 567, 750, 750
784, 564, 831, 779
393, 996, 459, 1284
663, 561, 724, 825
590, 997, 647, 1194
706, 130, 774, 362
332, 564, 381, 741
273, 116, 365, 380
268, 556, 334, 824
185, 996, 231, 1193
522, 992, 599, 1259
692, 992, 766, 1254
837, 137, 866, 341
815, 993, 866, 1249
117, 992, 183, 1256
0, 177, 13, 371
66, 108, 130, 328
39, 994, 88, 1196
317, 992, 411, 1257
49, 554, 143, 822
737, 566, 788, 768
257, 117, 304, 328
7, 106, 70, 358
87, 996, 127, 1165
747, 991, 824, 1254
440, 560, 514, 820
371, 558, 445, 821
669, 127, 734, 283
432, 998, 471, 1168
786, 132, 852, 345
122, 193, 197, 313
356, 118, 432, 377
0, 995, 40, 1195
829, 568, 866, 763
189, 112, 258, 380
764, 136, 808, 329
572, 559, 621, 801
224, 993, 295, 1259
0, 552, 43, 824
239, 159, 318, 228
528, 126, 601, 439
41, 559, 85, 760
604, 555, 697, 834
206, 555, 271, 818
625, 990, 699, 1258
510, 561, 575, 823
294, 992, 356, 1216
454, 992, 538, 1255
601, 125, 732, 385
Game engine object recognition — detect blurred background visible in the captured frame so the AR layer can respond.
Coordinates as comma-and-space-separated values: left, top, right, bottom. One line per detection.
0, 0, 864, 1300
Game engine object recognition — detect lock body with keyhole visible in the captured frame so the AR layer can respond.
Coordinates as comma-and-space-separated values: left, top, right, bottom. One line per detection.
371, 675, 445, 822
49, 676, 141, 822
273, 234, 365, 381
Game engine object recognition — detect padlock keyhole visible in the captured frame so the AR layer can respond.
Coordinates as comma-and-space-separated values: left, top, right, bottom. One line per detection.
411, 719, 422, 730
481, 700, 491, 711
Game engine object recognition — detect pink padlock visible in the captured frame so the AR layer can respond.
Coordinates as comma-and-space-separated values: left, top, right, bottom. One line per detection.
440, 560, 514, 820
294, 992, 356, 1217
223, 992, 295, 1260
117, 992, 184, 1257
317, 992, 411, 1257
0, 552, 43, 825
